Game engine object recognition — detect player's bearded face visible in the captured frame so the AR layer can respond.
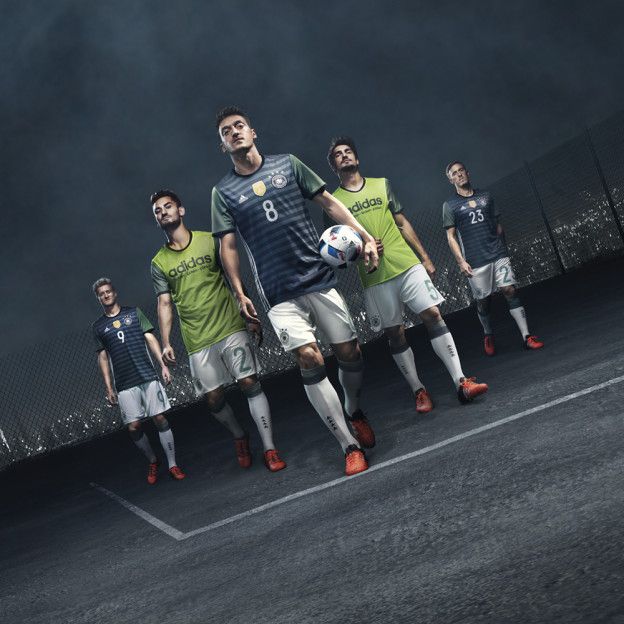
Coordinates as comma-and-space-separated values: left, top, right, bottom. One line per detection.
333, 146, 358, 173
219, 116, 256, 154
153, 199, 183, 230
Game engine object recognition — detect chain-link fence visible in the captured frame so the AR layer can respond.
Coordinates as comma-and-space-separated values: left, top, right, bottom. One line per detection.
2, 110, 624, 472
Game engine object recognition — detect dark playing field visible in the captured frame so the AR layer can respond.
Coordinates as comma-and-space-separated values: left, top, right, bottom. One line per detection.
2, 258, 624, 624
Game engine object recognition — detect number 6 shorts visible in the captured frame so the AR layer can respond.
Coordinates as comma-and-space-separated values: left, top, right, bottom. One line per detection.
364, 264, 445, 332
467, 256, 517, 300
117, 380, 171, 424
189, 330, 258, 396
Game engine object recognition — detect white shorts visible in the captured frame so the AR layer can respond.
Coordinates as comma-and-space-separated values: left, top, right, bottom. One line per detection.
363, 264, 445, 332
117, 380, 171, 425
267, 288, 357, 352
189, 330, 258, 395
468, 257, 517, 299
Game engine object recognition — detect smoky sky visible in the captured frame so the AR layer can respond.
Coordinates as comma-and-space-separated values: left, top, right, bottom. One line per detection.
1, 0, 623, 354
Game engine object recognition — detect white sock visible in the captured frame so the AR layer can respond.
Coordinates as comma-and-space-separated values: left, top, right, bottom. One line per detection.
429, 321, 465, 387
302, 367, 359, 451
247, 391, 276, 451
337, 358, 364, 417
212, 402, 245, 439
509, 306, 529, 339
158, 429, 177, 469
132, 432, 156, 463
391, 344, 424, 393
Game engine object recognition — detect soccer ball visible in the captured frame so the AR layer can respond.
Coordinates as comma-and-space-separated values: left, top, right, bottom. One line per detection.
318, 225, 363, 268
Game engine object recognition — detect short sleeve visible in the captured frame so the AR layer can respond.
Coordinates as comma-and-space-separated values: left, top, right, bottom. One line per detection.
211, 186, 236, 236
136, 308, 154, 333
442, 201, 456, 229
151, 261, 170, 296
385, 179, 403, 214
289, 155, 326, 199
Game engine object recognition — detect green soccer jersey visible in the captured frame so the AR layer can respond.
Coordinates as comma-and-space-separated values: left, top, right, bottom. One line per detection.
332, 177, 420, 288
151, 230, 245, 355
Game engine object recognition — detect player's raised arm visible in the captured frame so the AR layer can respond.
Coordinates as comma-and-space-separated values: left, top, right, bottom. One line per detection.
313, 190, 379, 272
218, 232, 259, 323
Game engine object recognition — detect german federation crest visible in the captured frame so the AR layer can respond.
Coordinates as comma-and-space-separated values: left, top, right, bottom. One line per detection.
271, 173, 287, 189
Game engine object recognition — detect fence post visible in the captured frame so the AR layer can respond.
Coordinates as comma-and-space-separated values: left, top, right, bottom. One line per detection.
524, 161, 566, 274
585, 127, 624, 245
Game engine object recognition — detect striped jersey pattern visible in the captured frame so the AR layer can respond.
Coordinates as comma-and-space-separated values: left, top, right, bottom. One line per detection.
442, 189, 507, 268
211, 154, 337, 309
92, 306, 158, 392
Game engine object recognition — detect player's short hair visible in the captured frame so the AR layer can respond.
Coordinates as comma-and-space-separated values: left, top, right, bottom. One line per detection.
150, 189, 182, 207
92, 277, 114, 295
215, 106, 252, 131
327, 136, 359, 172
445, 160, 465, 176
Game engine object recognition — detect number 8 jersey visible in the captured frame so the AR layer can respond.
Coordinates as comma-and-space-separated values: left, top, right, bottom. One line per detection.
92, 307, 158, 392
211, 154, 337, 310
442, 189, 508, 269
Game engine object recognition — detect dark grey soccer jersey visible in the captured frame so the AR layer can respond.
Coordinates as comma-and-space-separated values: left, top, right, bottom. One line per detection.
442, 189, 507, 268
92, 306, 158, 392
211, 154, 337, 309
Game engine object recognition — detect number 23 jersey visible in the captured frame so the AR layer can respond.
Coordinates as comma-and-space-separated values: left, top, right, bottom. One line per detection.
92, 307, 158, 392
211, 154, 337, 310
442, 189, 507, 269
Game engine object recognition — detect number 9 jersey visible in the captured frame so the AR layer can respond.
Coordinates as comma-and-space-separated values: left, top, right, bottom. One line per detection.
442, 189, 508, 269
211, 154, 337, 310
92, 307, 159, 392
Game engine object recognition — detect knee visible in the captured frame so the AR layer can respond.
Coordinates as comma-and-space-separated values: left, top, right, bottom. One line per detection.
237, 374, 258, 393
152, 415, 169, 431
501, 285, 516, 299
476, 297, 491, 313
296, 343, 324, 369
238, 377, 263, 398
419, 306, 443, 327
333, 339, 361, 363
205, 387, 226, 411
127, 421, 142, 440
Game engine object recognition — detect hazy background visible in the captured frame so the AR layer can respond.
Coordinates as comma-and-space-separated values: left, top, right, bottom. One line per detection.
2, 0, 623, 353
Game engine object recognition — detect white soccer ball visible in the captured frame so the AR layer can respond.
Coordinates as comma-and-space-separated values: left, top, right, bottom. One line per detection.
318, 225, 363, 268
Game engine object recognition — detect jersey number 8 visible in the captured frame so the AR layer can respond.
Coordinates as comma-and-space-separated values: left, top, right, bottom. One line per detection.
263, 200, 278, 222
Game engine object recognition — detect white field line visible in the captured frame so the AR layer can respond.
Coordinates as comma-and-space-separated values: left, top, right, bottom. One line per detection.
91, 373, 624, 541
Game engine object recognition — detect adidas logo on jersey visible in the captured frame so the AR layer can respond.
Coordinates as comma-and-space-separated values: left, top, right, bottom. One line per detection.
349, 197, 383, 213
167, 255, 212, 277
239, 194, 248, 204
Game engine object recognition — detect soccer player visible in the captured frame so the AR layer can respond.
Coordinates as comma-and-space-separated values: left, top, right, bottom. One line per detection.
150, 189, 286, 472
444, 162, 544, 355
327, 137, 488, 411
92, 278, 186, 484
211, 106, 379, 476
